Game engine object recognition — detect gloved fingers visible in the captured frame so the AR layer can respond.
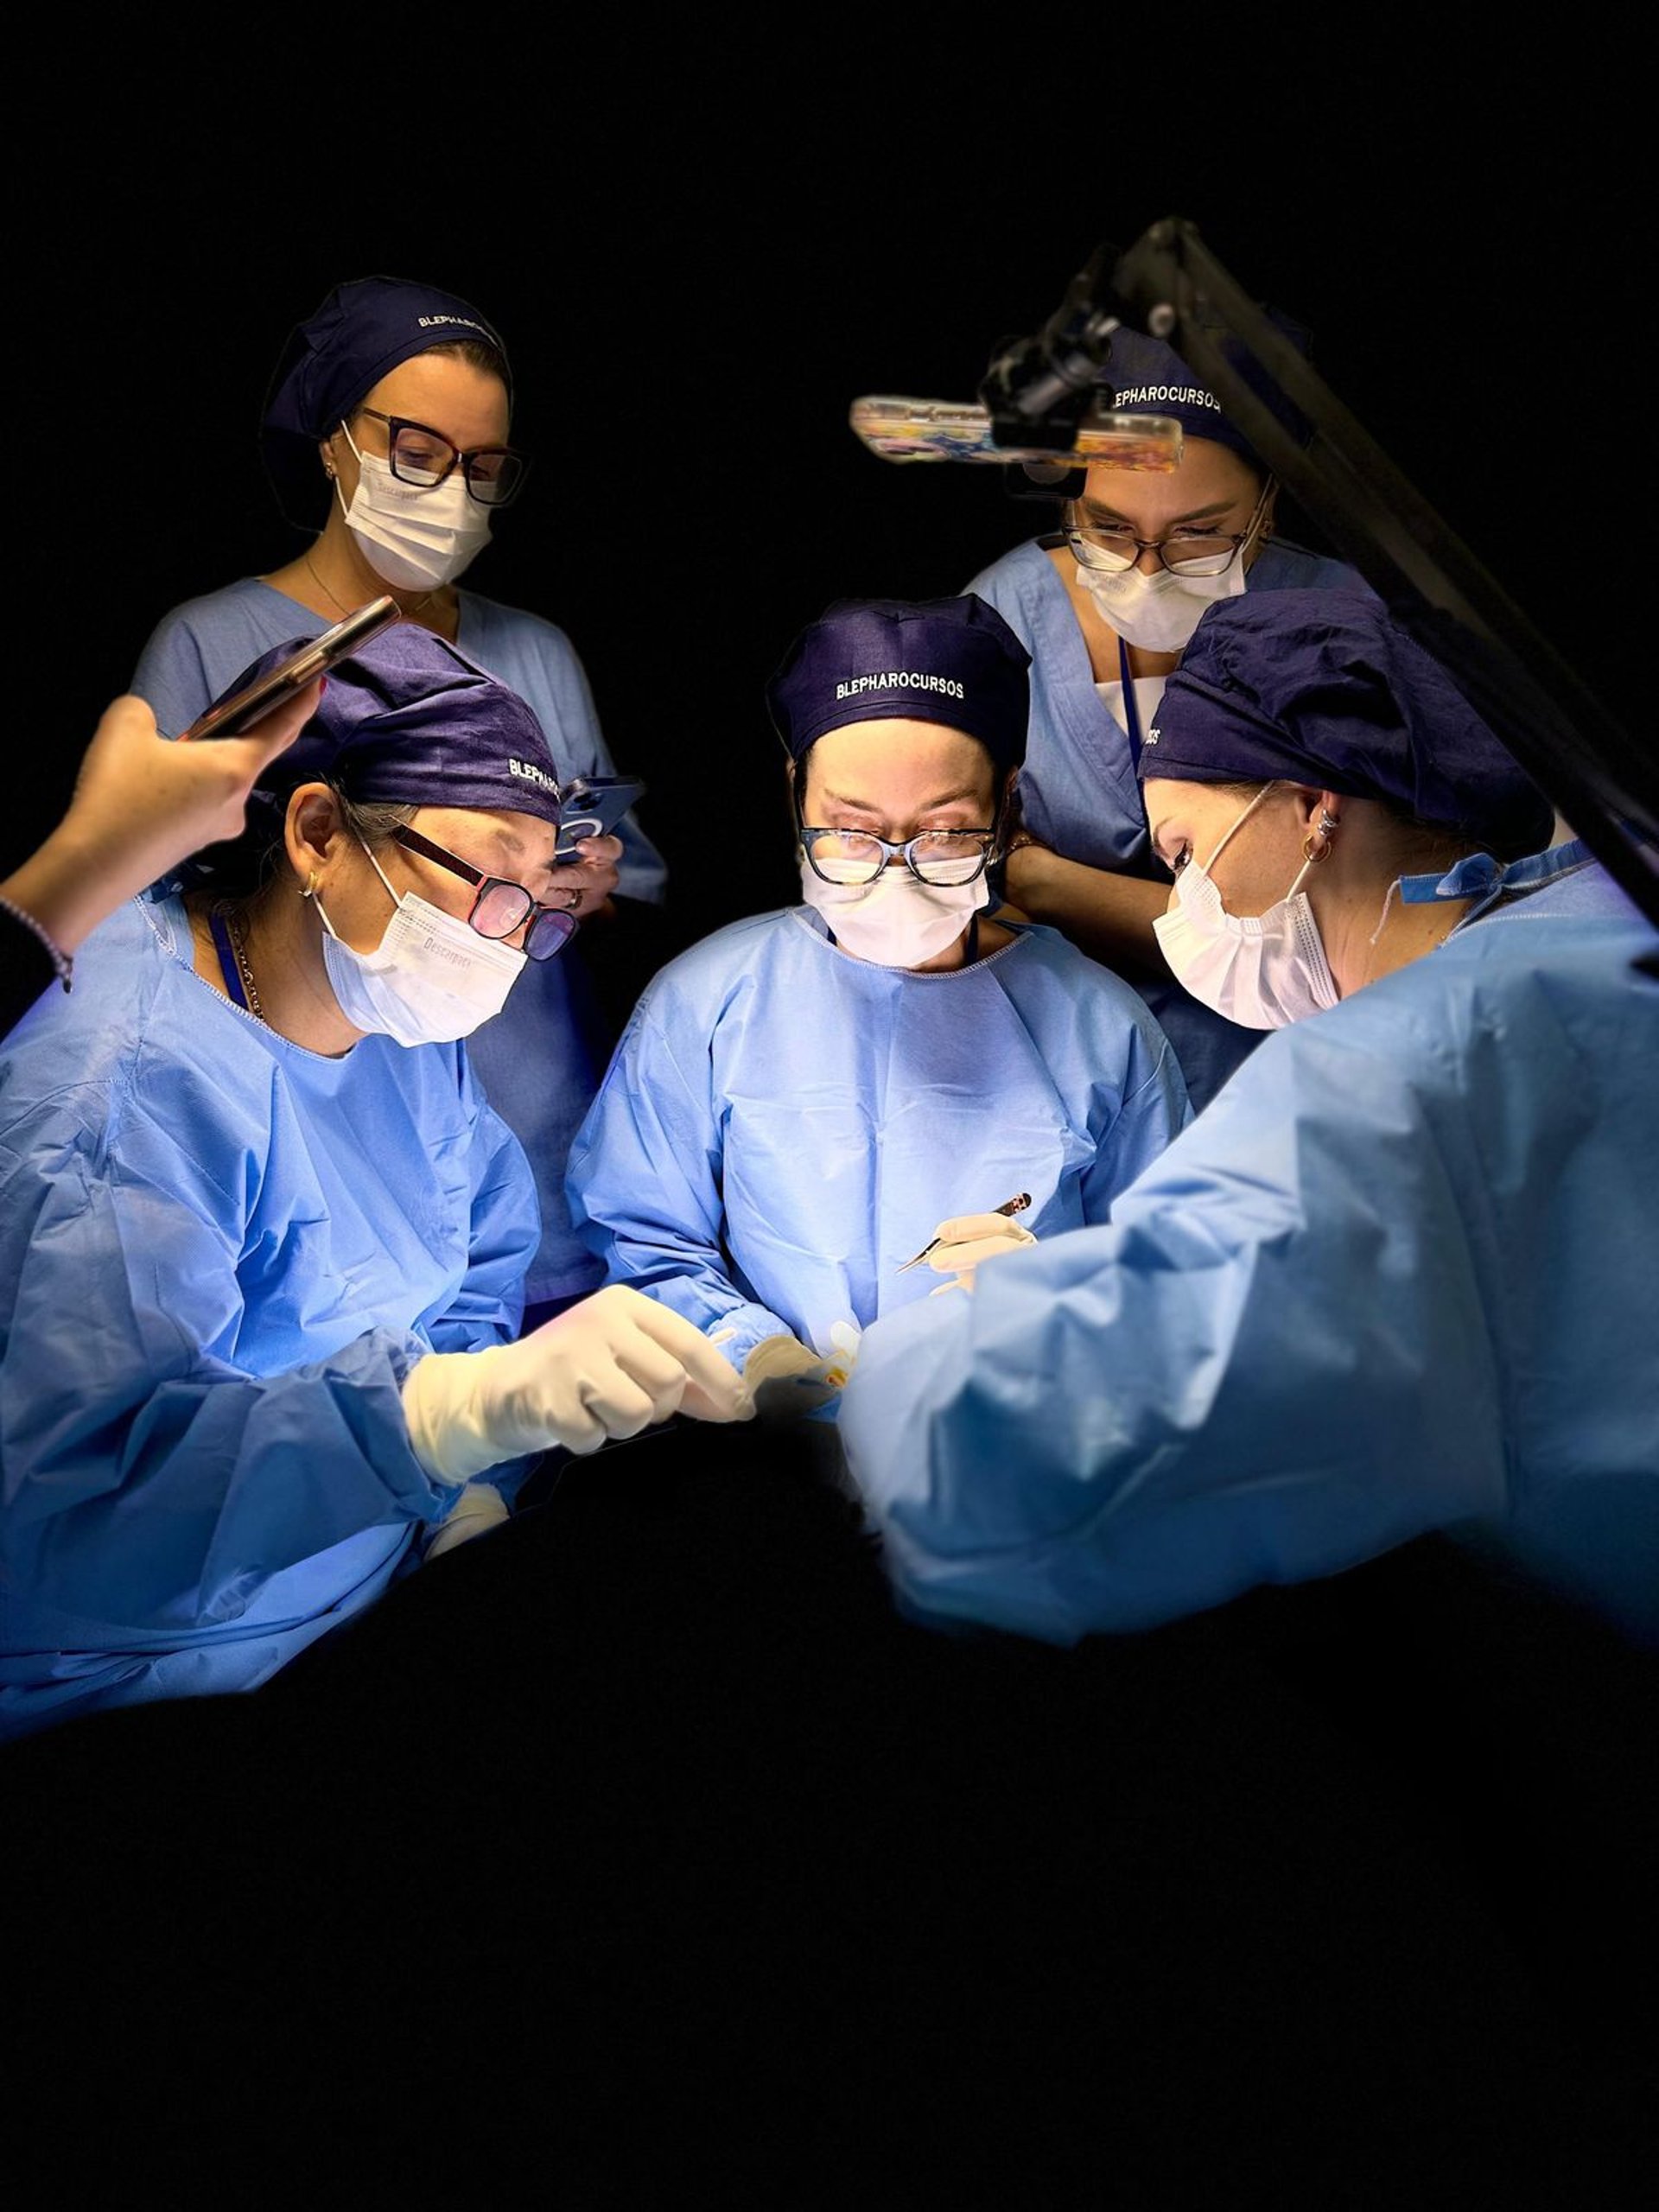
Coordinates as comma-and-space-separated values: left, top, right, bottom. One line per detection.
679, 1373, 759, 1423
742, 1332, 830, 1389
925, 1229, 1037, 1275
928, 1277, 971, 1299
928, 1211, 1035, 1246
625, 1301, 753, 1417
425, 1483, 511, 1561
575, 1356, 690, 1441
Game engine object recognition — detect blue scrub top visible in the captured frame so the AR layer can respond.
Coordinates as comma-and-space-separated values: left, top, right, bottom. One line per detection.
836, 846, 1659, 1648
0, 893, 540, 1738
130, 577, 666, 1305
566, 906, 1190, 1374
964, 536, 1377, 1113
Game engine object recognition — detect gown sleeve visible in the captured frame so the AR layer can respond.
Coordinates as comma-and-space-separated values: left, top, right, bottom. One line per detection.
564, 996, 793, 1369
837, 998, 1510, 1643
0, 1077, 526, 1634
1077, 1013, 1192, 1221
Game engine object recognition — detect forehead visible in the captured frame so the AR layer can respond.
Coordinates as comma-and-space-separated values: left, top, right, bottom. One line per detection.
1083, 435, 1260, 514
804, 718, 995, 797
1141, 775, 1251, 839
410, 804, 560, 874
360, 352, 511, 439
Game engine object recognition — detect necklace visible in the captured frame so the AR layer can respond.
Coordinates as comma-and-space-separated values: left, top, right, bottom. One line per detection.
224, 911, 266, 1024
304, 547, 435, 620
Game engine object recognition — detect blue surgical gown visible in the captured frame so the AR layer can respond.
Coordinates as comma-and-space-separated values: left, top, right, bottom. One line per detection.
0, 893, 540, 1738
565, 908, 1190, 1373
131, 578, 667, 1306
837, 844, 1659, 1646
964, 537, 1378, 1112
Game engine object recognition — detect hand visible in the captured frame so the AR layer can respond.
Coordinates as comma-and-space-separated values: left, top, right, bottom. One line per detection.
544, 831, 623, 920
401, 1283, 753, 1483
742, 1332, 839, 1421
424, 1481, 510, 1561
925, 1211, 1038, 1296
1000, 836, 1050, 906
1, 681, 323, 957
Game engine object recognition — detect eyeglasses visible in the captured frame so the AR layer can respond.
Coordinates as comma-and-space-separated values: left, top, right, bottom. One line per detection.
353, 408, 530, 508
391, 825, 576, 959
800, 824, 999, 887
1062, 478, 1274, 576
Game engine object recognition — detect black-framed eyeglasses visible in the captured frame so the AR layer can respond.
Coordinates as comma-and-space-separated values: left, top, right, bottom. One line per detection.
353, 408, 531, 508
1060, 477, 1274, 576
392, 825, 576, 959
799, 823, 1000, 888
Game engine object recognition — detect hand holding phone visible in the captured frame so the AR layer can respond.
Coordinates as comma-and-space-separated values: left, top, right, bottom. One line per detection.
554, 775, 646, 859
176, 596, 402, 742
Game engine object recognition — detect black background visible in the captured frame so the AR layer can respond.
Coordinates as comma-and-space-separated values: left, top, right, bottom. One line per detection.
14, 65, 1643, 957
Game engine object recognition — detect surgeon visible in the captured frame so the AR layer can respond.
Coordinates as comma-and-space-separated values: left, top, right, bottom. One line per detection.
565, 594, 1190, 1411
967, 311, 1376, 1114
836, 591, 1658, 1646
0, 626, 746, 1742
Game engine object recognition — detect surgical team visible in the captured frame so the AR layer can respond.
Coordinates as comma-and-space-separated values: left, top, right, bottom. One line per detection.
2, 270, 1653, 1742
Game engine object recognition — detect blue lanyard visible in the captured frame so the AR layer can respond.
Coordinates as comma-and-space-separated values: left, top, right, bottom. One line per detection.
1116, 633, 1146, 774
207, 909, 252, 1012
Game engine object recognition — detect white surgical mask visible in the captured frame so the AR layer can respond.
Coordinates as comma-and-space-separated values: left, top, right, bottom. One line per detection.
800, 857, 989, 969
1151, 784, 1340, 1028
1075, 555, 1248, 653
336, 424, 493, 592
316, 838, 525, 1046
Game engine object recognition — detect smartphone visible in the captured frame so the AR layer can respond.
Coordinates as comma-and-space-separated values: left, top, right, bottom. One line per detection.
555, 775, 646, 857
176, 595, 403, 742
849, 395, 1184, 473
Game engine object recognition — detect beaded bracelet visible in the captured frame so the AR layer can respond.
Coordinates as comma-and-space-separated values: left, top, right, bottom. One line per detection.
0, 893, 73, 991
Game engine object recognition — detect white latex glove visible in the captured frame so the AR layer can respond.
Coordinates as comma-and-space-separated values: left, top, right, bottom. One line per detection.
424, 1482, 511, 1562
402, 1284, 753, 1483
824, 1320, 862, 1386
925, 1211, 1039, 1295
742, 1332, 838, 1421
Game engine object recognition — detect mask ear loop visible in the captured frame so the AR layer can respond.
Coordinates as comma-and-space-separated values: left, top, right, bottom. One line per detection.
311, 834, 401, 938
1202, 780, 1280, 874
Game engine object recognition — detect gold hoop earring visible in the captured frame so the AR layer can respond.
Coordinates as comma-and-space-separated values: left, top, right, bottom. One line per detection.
299, 870, 320, 900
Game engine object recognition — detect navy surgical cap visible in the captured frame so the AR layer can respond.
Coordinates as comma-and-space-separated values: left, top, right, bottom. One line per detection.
766, 595, 1032, 776
1145, 591, 1556, 858
1094, 311, 1313, 474
260, 275, 512, 527
174, 626, 563, 890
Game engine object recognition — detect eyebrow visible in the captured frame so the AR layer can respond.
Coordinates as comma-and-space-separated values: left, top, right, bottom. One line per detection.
474, 822, 560, 883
